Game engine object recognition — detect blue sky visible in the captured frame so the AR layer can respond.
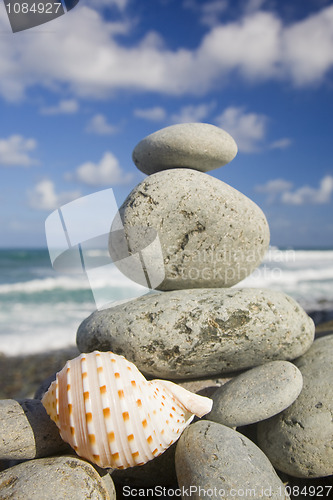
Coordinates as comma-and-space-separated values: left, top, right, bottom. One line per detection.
0, 0, 333, 248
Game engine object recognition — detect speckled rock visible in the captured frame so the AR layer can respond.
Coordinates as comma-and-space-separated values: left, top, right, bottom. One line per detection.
0, 455, 116, 500
207, 361, 303, 427
109, 169, 270, 290
175, 421, 290, 499
76, 288, 315, 379
132, 123, 238, 174
257, 335, 333, 478
0, 399, 70, 461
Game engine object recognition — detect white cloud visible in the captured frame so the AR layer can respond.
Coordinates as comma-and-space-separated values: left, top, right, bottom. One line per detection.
86, 114, 117, 135
40, 99, 79, 115
269, 138, 292, 150
255, 178, 293, 203
256, 175, 333, 205
70, 152, 133, 186
282, 175, 333, 205
0, 135, 38, 167
216, 106, 267, 152
28, 180, 81, 211
134, 107, 167, 122
1, 4, 333, 100
171, 102, 215, 123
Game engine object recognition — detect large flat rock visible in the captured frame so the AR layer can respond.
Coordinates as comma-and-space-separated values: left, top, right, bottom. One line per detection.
77, 288, 314, 379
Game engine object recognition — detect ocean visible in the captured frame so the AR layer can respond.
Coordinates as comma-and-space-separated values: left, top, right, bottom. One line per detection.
0, 247, 332, 356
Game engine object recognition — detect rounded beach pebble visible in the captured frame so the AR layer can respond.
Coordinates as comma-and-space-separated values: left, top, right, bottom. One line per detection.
0, 455, 116, 500
110, 169, 270, 290
0, 399, 70, 461
175, 420, 290, 499
257, 335, 333, 478
77, 288, 315, 379
132, 123, 238, 175
207, 361, 303, 427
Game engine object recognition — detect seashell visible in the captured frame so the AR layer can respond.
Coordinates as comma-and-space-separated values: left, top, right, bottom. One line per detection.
42, 351, 212, 469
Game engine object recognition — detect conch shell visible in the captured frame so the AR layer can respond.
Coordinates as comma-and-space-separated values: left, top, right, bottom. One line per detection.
42, 351, 212, 469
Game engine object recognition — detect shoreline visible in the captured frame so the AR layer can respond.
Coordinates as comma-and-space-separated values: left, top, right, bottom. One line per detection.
0, 320, 332, 400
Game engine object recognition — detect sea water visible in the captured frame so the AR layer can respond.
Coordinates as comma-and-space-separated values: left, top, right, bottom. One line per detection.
0, 247, 332, 356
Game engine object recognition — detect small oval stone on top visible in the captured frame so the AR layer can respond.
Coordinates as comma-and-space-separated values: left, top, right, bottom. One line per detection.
132, 123, 238, 175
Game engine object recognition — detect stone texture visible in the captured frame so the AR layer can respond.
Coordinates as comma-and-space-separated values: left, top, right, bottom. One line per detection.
0, 455, 116, 500
76, 288, 315, 379
257, 335, 333, 478
132, 123, 238, 175
109, 169, 270, 290
175, 420, 290, 499
0, 399, 70, 461
207, 361, 303, 427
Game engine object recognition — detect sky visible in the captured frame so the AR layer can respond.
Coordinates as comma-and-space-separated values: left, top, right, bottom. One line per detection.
0, 0, 333, 249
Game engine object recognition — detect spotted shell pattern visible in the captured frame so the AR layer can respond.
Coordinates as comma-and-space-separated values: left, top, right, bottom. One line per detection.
42, 351, 212, 469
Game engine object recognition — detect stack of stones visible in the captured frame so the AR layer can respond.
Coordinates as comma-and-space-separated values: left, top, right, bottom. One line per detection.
0, 123, 332, 499
75, 124, 331, 493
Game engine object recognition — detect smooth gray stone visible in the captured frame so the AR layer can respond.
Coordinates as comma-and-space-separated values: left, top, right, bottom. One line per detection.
257, 335, 333, 478
175, 421, 290, 499
0, 399, 70, 461
109, 169, 270, 290
207, 361, 303, 427
76, 288, 315, 379
132, 123, 238, 174
0, 455, 116, 500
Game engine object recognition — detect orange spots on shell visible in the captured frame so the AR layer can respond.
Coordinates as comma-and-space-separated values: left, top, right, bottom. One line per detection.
81, 357, 86, 363
153, 409, 157, 415
131, 380, 136, 387
161, 402, 165, 407
127, 366, 132, 371
162, 395, 166, 400
98, 385, 106, 395
115, 372, 120, 378
74, 445, 78, 451
132, 451, 139, 458
86, 412, 92, 423
170, 413, 174, 418
93, 454, 100, 461
122, 411, 129, 421
147, 436, 153, 445
68, 404, 73, 415
127, 434, 134, 442
152, 448, 158, 455
118, 389, 124, 399
111, 358, 116, 363
166, 420, 169, 425
108, 431, 115, 443
103, 408, 111, 418
70, 426, 75, 435
82, 372, 88, 379
172, 406, 176, 412
97, 366, 103, 373
112, 452, 119, 460
136, 399, 142, 408
89, 434, 96, 445
142, 419, 147, 428
67, 384, 71, 392
95, 352, 101, 356
161, 429, 165, 435
83, 391, 89, 401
